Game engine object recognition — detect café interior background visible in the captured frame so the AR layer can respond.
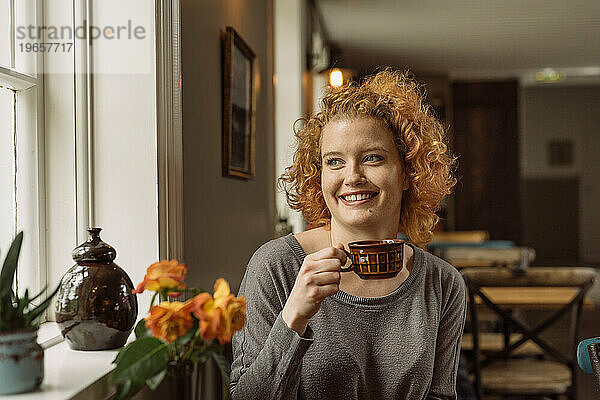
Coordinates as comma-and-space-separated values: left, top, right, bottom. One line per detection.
181, 0, 600, 293
14, 0, 597, 312
190, 3, 600, 397
2, 0, 599, 399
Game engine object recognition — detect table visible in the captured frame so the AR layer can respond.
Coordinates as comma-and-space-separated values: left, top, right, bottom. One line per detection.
476, 286, 595, 310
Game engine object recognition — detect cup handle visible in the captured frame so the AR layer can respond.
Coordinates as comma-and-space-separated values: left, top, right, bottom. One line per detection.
340, 249, 354, 272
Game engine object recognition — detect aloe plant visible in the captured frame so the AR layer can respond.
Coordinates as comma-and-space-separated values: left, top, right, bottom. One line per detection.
0, 232, 59, 332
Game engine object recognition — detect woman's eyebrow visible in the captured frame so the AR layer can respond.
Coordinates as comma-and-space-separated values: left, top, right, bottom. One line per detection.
363, 146, 389, 153
321, 151, 343, 158
322, 147, 390, 158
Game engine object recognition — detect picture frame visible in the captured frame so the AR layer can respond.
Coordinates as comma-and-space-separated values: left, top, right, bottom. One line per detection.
222, 26, 256, 180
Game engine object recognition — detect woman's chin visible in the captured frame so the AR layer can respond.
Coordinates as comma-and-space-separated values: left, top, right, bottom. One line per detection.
337, 214, 389, 231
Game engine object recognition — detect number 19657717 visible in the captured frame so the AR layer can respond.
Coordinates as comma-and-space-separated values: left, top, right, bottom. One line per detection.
19, 42, 73, 52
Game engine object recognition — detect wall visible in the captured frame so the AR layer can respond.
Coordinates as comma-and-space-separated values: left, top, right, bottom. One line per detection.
180, 0, 275, 291
521, 84, 600, 263
274, 0, 307, 233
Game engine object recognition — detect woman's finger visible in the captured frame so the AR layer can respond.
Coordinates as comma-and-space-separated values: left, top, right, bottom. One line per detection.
307, 271, 341, 286
309, 246, 347, 262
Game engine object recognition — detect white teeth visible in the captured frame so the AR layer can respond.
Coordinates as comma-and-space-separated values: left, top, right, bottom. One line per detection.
343, 193, 373, 202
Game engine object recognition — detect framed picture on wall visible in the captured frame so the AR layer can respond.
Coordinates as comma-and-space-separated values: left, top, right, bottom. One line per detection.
222, 26, 256, 180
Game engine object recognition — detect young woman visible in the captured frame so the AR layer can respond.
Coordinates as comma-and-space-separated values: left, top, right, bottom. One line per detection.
230, 70, 466, 400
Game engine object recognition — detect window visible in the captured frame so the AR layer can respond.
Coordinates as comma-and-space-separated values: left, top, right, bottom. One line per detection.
2, 0, 162, 322
0, 0, 45, 300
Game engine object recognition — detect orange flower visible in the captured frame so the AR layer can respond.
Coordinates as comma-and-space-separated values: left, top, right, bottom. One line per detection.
133, 259, 187, 297
185, 279, 246, 344
145, 301, 193, 343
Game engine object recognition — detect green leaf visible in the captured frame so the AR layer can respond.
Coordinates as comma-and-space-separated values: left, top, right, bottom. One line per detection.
110, 337, 169, 384
134, 319, 151, 339
0, 232, 23, 299
212, 352, 231, 400
113, 346, 126, 365
145, 369, 166, 390
16, 290, 29, 314
29, 284, 48, 304
115, 379, 147, 400
25, 284, 60, 325
115, 380, 132, 400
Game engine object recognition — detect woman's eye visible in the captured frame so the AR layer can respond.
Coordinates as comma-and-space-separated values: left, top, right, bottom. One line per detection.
325, 158, 343, 167
363, 154, 383, 163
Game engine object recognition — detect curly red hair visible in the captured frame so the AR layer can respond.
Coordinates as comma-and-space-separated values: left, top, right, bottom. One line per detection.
278, 69, 456, 246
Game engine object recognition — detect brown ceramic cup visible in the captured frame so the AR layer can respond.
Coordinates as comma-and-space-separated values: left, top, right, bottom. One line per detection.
340, 239, 405, 279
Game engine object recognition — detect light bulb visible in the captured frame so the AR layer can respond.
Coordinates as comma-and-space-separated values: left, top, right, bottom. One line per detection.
329, 69, 343, 87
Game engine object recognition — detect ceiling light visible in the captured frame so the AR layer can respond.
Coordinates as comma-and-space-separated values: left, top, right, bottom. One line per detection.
534, 68, 565, 83
329, 69, 343, 87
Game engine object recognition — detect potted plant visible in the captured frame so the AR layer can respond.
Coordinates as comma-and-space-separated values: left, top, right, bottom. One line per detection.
0, 232, 60, 394
111, 260, 246, 399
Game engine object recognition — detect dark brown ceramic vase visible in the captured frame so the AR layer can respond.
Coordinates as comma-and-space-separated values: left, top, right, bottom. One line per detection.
55, 227, 138, 350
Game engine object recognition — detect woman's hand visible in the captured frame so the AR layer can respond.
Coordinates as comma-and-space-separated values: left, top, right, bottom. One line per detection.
282, 245, 347, 336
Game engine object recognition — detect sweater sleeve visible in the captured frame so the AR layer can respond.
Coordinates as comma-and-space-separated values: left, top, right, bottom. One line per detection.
230, 243, 313, 400
426, 269, 467, 400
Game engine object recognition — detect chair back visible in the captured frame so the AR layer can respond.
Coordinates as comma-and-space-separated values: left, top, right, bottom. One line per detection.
461, 267, 597, 399
441, 246, 535, 269
432, 230, 489, 243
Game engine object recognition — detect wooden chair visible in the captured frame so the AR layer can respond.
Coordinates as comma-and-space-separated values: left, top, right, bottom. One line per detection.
461, 267, 597, 400
441, 246, 535, 269
462, 332, 543, 357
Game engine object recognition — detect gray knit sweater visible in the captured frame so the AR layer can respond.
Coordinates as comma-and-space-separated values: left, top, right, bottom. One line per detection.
230, 234, 466, 400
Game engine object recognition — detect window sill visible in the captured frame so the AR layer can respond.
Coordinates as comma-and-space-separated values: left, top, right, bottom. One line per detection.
6, 323, 122, 400
38, 322, 63, 349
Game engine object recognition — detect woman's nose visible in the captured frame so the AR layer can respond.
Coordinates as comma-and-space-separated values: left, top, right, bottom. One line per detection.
343, 163, 366, 186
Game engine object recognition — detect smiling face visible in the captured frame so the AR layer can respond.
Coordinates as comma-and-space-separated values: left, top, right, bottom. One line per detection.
320, 117, 408, 235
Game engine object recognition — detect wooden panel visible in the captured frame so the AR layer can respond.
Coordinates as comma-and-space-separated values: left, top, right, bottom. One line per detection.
452, 81, 520, 243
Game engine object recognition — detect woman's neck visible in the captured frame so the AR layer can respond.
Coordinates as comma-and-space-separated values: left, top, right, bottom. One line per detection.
328, 220, 399, 248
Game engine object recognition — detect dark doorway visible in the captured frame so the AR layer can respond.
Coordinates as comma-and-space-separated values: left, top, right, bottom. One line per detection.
452, 81, 521, 243
523, 178, 579, 264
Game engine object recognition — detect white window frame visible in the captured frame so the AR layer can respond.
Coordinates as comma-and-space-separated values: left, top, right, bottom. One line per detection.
0, 0, 47, 307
